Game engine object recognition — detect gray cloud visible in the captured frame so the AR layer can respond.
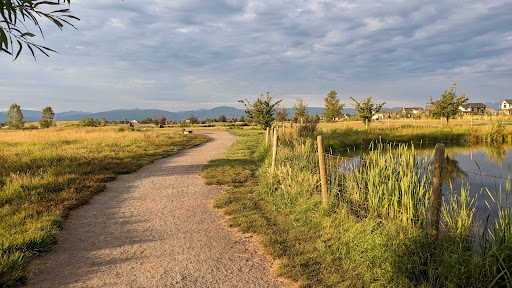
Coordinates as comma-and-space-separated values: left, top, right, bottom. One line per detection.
1, 0, 510, 112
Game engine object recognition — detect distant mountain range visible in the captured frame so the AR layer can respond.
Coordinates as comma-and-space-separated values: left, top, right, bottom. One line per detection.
0, 106, 357, 123
0, 101, 501, 123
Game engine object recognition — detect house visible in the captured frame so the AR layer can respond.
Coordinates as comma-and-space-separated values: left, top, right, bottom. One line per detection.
488, 109, 497, 116
500, 100, 512, 115
459, 103, 487, 115
402, 107, 424, 117
425, 105, 436, 116
372, 113, 384, 120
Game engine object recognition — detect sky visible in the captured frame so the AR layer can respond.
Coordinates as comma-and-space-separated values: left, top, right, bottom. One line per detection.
1, 0, 511, 113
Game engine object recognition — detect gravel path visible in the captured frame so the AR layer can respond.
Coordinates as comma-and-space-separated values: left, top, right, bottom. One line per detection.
27, 130, 290, 288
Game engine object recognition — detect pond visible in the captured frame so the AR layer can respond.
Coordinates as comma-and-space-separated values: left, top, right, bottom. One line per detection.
337, 143, 512, 228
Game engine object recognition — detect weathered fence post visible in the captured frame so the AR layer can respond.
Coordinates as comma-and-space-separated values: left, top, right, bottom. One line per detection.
271, 128, 278, 174
265, 127, 270, 146
365, 119, 368, 129
317, 135, 328, 205
430, 143, 445, 242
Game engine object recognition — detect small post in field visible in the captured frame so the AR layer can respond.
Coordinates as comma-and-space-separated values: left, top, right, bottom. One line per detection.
430, 143, 445, 243
365, 118, 368, 129
317, 135, 328, 205
271, 128, 278, 174
265, 127, 270, 146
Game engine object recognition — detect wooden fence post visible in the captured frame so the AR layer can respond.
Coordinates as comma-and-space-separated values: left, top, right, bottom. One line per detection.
271, 128, 278, 173
430, 143, 445, 242
317, 135, 328, 205
365, 119, 368, 129
265, 127, 270, 146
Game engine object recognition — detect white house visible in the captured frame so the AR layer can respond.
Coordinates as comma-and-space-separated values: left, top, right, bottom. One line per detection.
500, 100, 512, 115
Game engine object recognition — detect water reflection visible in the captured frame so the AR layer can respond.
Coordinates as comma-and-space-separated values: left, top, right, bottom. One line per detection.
337, 143, 512, 220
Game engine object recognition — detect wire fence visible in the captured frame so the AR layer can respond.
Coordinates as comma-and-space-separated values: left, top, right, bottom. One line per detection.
264, 128, 512, 244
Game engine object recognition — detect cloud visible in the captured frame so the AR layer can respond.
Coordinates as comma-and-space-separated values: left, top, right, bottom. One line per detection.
1, 0, 510, 112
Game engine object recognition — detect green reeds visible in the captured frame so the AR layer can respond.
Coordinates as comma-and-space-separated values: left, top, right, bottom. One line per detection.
343, 142, 432, 227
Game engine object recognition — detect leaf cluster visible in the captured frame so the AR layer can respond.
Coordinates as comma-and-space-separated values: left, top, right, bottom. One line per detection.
1, 0, 79, 60
39, 106, 54, 128
6, 102, 24, 129
350, 96, 386, 123
239, 93, 282, 129
322, 90, 344, 122
428, 83, 468, 124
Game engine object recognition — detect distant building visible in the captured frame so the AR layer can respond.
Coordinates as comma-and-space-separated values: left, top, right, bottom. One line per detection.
500, 100, 512, 115
425, 105, 436, 116
372, 113, 384, 120
459, 103, 487, 115
402, 107, 424, 117
488, 109, 497, 116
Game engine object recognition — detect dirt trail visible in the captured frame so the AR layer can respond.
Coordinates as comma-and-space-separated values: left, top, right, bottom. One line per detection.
27, 130, 290, 288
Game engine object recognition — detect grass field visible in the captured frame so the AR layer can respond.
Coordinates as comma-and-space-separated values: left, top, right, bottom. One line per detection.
203, 123, 512, 287
0, 126, 208, 286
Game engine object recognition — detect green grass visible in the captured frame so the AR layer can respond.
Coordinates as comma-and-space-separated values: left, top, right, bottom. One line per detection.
0, 127, 208, 287
202, 126, 512, 287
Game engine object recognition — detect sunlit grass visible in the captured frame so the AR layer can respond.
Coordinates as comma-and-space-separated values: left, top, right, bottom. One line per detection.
0, 126, 208, 286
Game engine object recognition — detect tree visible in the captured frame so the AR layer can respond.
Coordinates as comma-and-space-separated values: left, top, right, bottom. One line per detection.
80, 116, 97, 127
292, 98, 308, 124
99, 117, 107, 126
1, 0, 79, 60
322, 90, 344, 122
239, 92, 282, 129
239, 115, 245, 123
39, 106, 54, 128
350, 96, 386, 124
217, 115, 227, 122
188, 114, 198, 125
7, 103, 24, 129
275, 107, 288, 124
428, 83, 468, 125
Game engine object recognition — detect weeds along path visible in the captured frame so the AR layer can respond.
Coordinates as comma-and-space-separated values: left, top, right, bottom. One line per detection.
27, 130, 287, 288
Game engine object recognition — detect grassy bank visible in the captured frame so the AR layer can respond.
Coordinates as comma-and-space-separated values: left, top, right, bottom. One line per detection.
0, 127, 207, 286
203, 127, 511, 287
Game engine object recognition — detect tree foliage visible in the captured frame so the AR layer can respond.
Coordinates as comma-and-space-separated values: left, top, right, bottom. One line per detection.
322, 90, 344, 122
239, 92, 282, 129
275, 107, 288, 123
80, 116, 97, 127
350, 96, 386, 124
292, 98, 308, 123
39, 106, 54, 128
7, 103, 24, 129
429, 83, 468, 125
188, 114, 198, 125
1, 0, 79, 59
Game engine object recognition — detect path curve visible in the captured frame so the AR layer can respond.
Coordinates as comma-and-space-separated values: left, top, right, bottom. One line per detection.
27, 130, 289, 288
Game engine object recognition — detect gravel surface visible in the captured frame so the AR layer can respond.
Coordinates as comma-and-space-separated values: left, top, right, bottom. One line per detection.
27, 130, 290, 288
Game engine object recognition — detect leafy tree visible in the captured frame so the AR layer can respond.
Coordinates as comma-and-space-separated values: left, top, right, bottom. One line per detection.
7, 103, 24, 129
239, 115, 245, 122
159, 117, 167, 126
350, 96, 386, 124
429, 83, 468, 125
80, 116, 97, 127
139, 118, 152, 124
39, 106, 54, 128
322, 90, 344, 122
99, 117, 107, 126
217, 115, 227, 122
152, 116, 160, 126
293, 98, 308, 123
1, 0, 79, 59
239, 92, 282, 129
188, 114, 198, 125
275, 107, 288, 123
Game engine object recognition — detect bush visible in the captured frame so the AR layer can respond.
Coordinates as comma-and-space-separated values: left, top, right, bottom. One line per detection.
80, 117, 98, 127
